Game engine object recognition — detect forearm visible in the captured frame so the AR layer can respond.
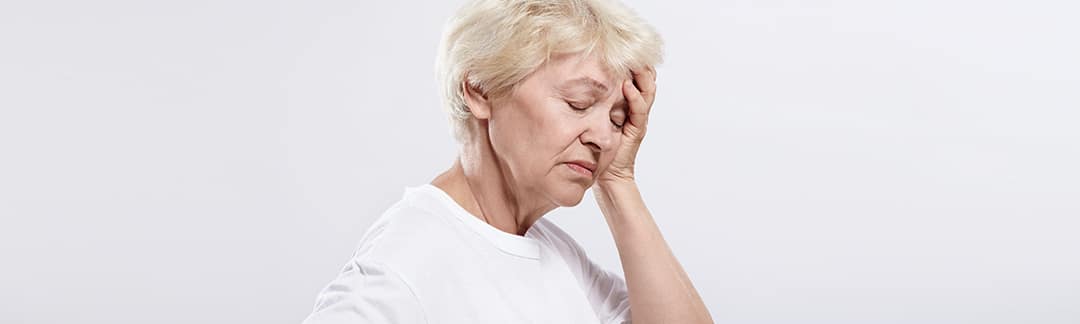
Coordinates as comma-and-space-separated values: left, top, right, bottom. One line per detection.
594, 180, 713, 324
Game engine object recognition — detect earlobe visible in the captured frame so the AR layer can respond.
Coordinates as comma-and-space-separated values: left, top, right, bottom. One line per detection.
461, 79, 491, 120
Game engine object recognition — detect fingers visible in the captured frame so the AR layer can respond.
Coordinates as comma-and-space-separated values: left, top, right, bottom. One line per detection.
631, 66, 657, 108
623, 78, 649, 132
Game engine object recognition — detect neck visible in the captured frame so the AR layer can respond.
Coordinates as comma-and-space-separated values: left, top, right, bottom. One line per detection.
431, 136, 556, 236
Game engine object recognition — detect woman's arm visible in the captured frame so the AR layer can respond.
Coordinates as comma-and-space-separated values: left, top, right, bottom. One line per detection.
592, 68, 712, 323
594, 181, 713, 324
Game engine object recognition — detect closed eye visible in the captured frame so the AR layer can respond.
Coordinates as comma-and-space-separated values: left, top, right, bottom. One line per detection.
566, 101, 589, 110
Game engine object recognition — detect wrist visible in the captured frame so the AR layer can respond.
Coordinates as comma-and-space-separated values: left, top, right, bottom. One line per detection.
592, 178, 648, 234
592, 179, 642, 208
596, 175, 636, 190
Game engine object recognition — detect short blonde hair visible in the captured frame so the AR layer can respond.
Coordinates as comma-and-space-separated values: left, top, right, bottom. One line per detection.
436, 0, 663, 142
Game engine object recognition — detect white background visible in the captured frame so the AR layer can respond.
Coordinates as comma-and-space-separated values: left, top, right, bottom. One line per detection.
2, 0, 1078, 323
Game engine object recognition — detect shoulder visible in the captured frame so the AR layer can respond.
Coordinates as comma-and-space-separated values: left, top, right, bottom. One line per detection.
303, 257, 428, 324
529, 217, 593, 269
351, 191, 459, 269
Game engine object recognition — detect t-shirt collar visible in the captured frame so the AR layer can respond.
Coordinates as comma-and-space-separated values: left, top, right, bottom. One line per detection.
409, 184, 542, 260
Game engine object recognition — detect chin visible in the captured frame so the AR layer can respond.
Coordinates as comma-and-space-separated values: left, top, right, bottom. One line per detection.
549, 184, 588, 207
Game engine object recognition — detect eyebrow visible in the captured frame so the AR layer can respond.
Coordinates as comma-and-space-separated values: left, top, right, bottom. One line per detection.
558, 77, 608, 94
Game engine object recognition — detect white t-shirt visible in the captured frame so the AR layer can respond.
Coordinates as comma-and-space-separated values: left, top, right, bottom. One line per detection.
302, 184, 632, 324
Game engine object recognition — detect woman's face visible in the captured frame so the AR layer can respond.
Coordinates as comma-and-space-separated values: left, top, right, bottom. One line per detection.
484, 53, 628, 207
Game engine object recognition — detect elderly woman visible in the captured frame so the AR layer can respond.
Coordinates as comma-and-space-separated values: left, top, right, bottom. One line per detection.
303, 0, 711, 323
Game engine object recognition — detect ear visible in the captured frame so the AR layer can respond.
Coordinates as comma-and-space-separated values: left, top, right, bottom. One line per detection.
461, 78, 492, 120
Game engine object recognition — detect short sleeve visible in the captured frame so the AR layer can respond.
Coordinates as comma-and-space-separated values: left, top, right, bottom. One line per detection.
582, 259, 633, 324
302, 257, 427, 324
529, 219, 633, 324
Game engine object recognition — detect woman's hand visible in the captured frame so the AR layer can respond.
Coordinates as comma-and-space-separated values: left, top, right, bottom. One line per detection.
589, 67, 714, 323
596, 66, 657, 187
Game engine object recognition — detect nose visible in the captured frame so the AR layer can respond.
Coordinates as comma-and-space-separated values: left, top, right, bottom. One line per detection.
579, 112, 617, 153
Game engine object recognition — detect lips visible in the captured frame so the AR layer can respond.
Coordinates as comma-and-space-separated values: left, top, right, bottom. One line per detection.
565, 160, 596, 177
566, 160, 596, 172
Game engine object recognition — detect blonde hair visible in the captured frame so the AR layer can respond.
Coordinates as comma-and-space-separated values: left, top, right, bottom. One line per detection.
435, 0, 663, 142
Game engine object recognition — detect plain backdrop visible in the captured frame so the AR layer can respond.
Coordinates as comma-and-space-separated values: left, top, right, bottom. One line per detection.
1, 0, 1078, 323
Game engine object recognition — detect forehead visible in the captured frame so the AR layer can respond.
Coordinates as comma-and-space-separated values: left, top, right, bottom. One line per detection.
557, 76, 609, 94
543, 53, 620, 94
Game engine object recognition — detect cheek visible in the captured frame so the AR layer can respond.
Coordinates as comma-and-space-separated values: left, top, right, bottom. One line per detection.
489, 101, 568, 175
520, 102, 579, 149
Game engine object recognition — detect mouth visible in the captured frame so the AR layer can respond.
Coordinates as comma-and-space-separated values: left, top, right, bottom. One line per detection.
565, 160, 596, 178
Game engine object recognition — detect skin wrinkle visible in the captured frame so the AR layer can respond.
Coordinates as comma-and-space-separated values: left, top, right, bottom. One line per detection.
426, 2, 715, 321
433, 52, 625, 236
432, 49, 713, 324
556, 78, 628, 127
